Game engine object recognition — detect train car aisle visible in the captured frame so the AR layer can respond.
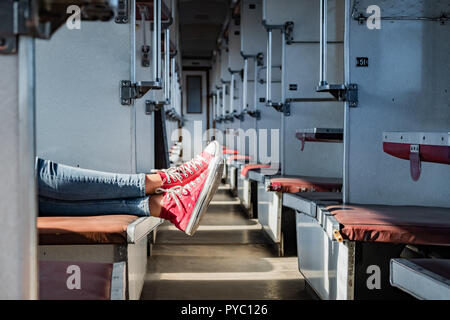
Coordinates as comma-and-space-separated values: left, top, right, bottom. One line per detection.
141, 185, 312, 300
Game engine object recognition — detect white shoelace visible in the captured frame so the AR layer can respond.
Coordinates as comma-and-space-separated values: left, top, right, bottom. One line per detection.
160, 155, 206, 183
156, 177, 202, 209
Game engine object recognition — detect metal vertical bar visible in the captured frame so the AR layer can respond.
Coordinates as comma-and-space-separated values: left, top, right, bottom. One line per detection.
230, 73, 235, 114
253, 58, 258, 112
222, 84, 226, 116
319, 0, 328, 86
281, 28, 286, 175
266, 30, 272, 104
173, 71, 178, 114
164, 29, 170, 102
152, 0, 162, 82
139, 6, 147, 48
157, 0, 162, 81
131, 0, 137, 83
212, 94, 215, 119
171, 57, 175, 104
18, 37, 38, 300
213, 94, 217, 119
0, 37, 38, 299
218, 89, 222, 117
131, 0, 137, 172
217, 89, 223, 117
152, 0, 158, 81
242, 58, 248, 112
343, 0, 351, 204
281, 30, 286, 104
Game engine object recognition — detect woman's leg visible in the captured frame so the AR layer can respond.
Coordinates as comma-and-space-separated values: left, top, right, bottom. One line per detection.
36, 158, 162, 201
39, 195, 152, 217
38, 140, 223, 236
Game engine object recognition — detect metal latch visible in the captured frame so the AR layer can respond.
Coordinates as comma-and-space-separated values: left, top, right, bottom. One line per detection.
120, 80, 162, 105
409, 144, 421, 181
333, 230, 344, 243
284, 22, 294, 44
267, 101, 291, 116
224, 112, 234, 123
316, 83, 359, 107
145, 100, 164, 115
115, 0, 129, 24
246, 109, 261, 120
141, 46, 150, 67
233, 111, 244, 121
120, 81, 136, 105
138, 4, 150, 67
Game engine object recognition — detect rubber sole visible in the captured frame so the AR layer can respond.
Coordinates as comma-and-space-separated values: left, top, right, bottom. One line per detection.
184, 156, 224, 236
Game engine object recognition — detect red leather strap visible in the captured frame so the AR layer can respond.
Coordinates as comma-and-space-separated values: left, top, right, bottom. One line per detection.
240, 164, 271, 178
383, 142, 450, 181
409, 145, 421, 181
223, 149, 239, 155
299, 134, 306, 151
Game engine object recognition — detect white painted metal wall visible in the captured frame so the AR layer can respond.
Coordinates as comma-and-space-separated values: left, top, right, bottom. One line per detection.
228, 18, 245, 153
272, 0, 345, 178
36, 20, 140, 173
240, 0, 265, 160
135, 14, 157, 172
258, 15, 283, 166
0, 38, 38, 299
345, 0, 450, 207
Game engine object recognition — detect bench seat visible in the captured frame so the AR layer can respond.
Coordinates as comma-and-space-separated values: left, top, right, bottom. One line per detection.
37, 215, 162, 299
283, 192, 342, 219
327, 205, 450, 246
38, 215, 138, 245
253, 175, 342, 254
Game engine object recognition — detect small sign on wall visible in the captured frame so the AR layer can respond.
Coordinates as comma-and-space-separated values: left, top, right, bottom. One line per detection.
356, 57, 369, 67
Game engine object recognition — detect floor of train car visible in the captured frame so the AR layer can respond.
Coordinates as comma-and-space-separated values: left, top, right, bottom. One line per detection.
141, 184, 313, 300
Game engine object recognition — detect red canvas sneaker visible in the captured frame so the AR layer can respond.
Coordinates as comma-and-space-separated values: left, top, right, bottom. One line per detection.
158, 141, 221, 189
157, 154, 224, 236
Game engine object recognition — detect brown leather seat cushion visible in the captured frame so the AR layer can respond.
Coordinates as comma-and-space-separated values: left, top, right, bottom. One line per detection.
268, 176, 342, 193
327, 205, 450, 246
39, 261, 114, 300
38, 215, 139, 245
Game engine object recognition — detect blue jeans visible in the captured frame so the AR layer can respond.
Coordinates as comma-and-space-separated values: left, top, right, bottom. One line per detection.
37, 158, 150, 217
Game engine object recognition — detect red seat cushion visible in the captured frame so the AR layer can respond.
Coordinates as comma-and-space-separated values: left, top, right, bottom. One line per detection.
328, 204, 450, 245
268, 176, 342, 193
223, 149, 239, 155
37, 215, 138, 245
241, 164, 272, 178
